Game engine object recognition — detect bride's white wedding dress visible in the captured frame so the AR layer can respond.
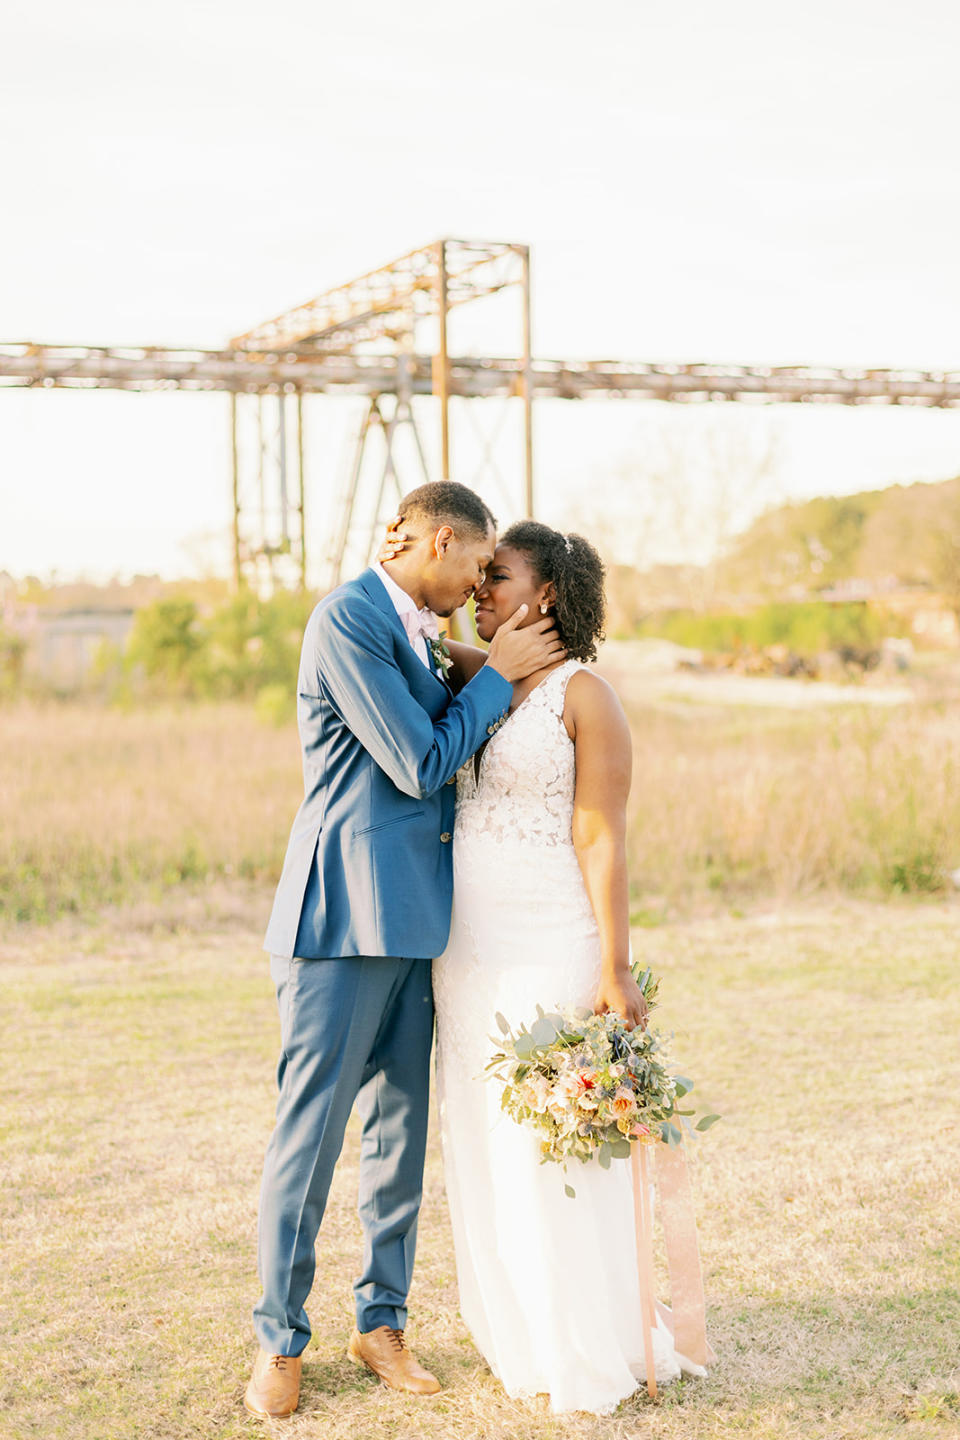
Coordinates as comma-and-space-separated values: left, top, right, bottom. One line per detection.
434, 660, 702, 1415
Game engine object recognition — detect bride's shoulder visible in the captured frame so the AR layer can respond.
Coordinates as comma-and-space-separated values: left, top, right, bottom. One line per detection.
563, 663, 617, 700
561, 665, 627, 738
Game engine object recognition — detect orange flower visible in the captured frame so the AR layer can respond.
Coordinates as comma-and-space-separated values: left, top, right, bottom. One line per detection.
611, 1087, 636, 1117
557, 1072, 586, 1100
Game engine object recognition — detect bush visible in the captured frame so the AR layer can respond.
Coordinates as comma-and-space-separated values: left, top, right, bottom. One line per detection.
121, 589, 315, 702
127, 598, 207, 696
637, 601, 898, 657
0, 625, 27, 697
255, 682, 296, 727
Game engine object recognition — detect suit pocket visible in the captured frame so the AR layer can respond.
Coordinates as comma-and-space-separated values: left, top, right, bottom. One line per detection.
352, 809, 425, 838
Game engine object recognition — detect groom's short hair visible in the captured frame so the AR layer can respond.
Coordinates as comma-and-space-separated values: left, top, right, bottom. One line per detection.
398, 482, 496, 541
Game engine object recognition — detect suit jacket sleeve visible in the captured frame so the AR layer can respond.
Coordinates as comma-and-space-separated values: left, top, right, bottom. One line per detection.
314, 594, 512, 799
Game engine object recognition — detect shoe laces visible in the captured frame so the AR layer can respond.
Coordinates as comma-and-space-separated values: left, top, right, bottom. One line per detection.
385, 1328, 406, 1352
268, 1355, 291, 1372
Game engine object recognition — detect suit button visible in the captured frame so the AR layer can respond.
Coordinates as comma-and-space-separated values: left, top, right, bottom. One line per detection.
440, 832, 452, 843
446, 776, 456, 785
487, 725, 495, 735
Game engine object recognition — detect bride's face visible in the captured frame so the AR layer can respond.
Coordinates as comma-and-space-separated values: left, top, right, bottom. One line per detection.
473, 545, 552, 643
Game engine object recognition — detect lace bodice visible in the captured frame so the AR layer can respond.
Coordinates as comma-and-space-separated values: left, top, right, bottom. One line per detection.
454, 659, 585, 849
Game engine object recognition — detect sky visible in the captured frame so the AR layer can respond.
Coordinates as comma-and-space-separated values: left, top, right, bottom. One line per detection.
3, 0, 960, 583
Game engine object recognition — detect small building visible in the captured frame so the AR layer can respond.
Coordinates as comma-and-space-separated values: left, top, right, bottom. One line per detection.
21, 608, 136, 688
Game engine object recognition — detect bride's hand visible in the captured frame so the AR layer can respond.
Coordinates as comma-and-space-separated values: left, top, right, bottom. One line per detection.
376, 515, 410, 565
593, 970, 648, 1031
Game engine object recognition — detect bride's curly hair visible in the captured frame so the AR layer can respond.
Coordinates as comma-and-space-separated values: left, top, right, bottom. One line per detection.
500, 521, 606, 664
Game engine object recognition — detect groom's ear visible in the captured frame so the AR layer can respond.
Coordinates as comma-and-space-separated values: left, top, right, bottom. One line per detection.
432, 524, 455, 559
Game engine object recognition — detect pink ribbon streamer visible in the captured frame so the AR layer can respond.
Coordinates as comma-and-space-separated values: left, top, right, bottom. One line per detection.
630, 1139, 715, 1400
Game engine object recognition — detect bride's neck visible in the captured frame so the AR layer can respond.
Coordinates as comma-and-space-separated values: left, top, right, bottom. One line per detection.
511, 657, 566, 701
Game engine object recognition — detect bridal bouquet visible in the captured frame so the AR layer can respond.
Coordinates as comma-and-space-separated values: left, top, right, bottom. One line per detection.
486, 965, 719, 1195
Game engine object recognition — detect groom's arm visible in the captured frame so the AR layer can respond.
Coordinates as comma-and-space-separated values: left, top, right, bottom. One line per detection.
314, 594, 511, 799
444, 638, 487, 693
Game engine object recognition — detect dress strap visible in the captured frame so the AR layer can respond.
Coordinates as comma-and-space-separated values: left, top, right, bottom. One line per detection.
542, 659, 586, 715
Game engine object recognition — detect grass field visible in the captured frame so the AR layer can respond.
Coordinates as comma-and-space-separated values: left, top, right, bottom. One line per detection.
3, 659, 960, 920
3, 888, 958, 1440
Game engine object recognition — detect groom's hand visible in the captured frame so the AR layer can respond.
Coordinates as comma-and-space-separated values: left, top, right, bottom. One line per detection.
485, 607, 566, 683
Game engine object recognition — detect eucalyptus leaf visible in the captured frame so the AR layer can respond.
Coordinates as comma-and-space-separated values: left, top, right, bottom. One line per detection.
495, 1011, 510, 1035
597, 1143, 612, 1170
531, 1015, 559, 1047
609, 1138, 631, 1159
564, 1183, 576, 1199
673, 1075, 694, 1097
695, 1113, 721, 1132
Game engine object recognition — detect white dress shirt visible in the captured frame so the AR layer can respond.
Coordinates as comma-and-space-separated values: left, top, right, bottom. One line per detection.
372, 561, 434, 670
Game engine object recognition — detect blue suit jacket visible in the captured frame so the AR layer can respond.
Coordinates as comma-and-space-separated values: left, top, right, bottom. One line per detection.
264, 568, 512, 960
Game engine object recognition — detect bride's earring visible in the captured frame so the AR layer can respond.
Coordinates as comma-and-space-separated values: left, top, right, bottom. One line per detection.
539, 603, 549, 614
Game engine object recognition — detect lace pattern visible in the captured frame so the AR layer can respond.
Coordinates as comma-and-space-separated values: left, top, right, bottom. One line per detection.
453, 659, 583, 849
435, 661, 598, 1086
432, 660, 693, 1412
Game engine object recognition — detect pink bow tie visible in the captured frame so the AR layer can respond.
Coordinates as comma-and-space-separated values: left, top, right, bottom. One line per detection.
400, 607, 440, 645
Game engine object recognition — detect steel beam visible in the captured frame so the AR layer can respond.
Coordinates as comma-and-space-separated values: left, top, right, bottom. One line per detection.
5, 343, 960, 406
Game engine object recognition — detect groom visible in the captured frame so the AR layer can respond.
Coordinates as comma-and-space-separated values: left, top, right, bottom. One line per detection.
245, 482, 564, 1419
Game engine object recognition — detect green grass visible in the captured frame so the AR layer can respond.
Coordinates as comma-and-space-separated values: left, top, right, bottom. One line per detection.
2, 889, 958, 1439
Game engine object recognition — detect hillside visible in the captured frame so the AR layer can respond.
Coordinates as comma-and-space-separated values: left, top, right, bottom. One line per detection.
717, 475, 960, 599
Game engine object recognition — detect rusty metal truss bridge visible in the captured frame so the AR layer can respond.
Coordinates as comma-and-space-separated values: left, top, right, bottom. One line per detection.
4, 237, 960, 590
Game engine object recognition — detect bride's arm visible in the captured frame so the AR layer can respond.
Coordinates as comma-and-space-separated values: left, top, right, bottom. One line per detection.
566, 671, 647, 1031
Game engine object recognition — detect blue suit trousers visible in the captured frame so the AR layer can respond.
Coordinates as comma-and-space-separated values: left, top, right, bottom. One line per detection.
254, 954, 434, 1356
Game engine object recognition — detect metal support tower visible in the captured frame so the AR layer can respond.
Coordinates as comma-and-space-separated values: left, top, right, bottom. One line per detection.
229, 390, 307, 591
230, 238, 534, 582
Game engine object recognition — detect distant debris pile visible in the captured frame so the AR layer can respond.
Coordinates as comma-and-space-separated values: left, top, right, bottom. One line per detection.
679, 636, 913, 682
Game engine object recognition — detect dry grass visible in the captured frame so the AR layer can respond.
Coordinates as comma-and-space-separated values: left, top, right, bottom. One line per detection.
2, 889, 958, 1440
0, 700, 301, 919
4, 670, 960, 921
623, 701, 960, 906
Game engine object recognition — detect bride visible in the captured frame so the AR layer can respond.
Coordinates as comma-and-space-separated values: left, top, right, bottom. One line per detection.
385, 518, 708, 1414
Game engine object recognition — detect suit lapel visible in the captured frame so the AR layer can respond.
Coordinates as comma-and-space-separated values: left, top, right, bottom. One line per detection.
357, 567, 452, 696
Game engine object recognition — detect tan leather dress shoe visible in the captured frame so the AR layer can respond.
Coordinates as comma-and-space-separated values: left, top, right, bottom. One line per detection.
243, 1348, 302, 1419
347, 1326, 441, 1395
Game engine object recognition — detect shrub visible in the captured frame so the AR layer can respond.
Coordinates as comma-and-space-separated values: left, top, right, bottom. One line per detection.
0, 625, 27, 696
120, 589, 315, 702
637, 601, 897, 657
127, 598, 207, 696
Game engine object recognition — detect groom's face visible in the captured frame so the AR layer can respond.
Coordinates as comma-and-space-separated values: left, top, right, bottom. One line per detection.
422, 522, 497, 617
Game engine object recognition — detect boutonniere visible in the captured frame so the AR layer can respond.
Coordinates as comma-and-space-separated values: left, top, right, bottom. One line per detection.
428, 635, 454, 679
